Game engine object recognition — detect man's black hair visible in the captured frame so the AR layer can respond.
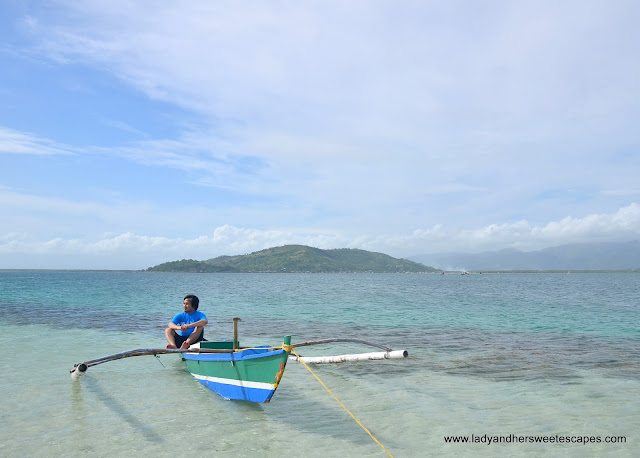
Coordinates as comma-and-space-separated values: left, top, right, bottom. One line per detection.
184, 294, 200, 310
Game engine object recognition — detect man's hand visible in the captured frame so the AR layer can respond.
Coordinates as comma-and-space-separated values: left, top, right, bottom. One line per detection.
180, 324, 190, 331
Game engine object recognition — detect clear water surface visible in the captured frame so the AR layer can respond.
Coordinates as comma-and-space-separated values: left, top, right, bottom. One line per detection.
0, 271, 638, 456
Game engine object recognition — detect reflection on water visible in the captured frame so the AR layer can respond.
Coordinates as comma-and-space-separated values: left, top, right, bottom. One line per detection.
82, 376, 165, 444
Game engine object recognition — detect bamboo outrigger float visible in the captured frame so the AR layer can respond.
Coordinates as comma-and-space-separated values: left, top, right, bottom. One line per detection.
70, 319, 408, 403
288, 338, 408, 363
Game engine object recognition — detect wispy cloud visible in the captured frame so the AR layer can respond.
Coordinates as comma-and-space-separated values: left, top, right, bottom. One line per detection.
25, 2, 637, 192
0, 127, 76, 155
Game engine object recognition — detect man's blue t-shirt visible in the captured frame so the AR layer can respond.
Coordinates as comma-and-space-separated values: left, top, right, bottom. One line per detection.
171, 310, 207, 336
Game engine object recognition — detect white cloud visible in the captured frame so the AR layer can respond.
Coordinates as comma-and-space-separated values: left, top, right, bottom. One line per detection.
534, 203, 640, 241
448, 203, 640, 253
1, 204, 638, 269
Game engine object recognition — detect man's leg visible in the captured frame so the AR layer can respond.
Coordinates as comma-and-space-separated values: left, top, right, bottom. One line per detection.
165, 327, 178, 349
179, 326, 204, 349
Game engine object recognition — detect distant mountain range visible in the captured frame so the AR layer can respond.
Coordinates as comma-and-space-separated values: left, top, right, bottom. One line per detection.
410, 241, 640, 271
147, 245, 437, 273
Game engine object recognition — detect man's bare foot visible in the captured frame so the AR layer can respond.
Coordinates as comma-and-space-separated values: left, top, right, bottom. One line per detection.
180, 342, 191, 350
166, 344, 177, 349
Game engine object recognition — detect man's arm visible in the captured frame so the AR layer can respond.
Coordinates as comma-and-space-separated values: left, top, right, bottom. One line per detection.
179, 318, 208, 331
190, 319, 208, 328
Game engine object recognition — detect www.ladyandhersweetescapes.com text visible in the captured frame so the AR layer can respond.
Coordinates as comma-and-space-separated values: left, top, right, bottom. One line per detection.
444, 434, 627, 445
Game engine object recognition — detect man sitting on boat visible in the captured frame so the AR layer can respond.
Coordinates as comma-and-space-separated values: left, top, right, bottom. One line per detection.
165, 295, 208, 349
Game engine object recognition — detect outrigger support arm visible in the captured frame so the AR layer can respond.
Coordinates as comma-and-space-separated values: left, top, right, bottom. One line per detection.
70, 347, 235, 380
70, 338, 408, 380
291, 338, 394, 352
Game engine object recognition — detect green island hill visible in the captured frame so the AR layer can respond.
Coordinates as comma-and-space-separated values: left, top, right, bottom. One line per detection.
146, 245, 438, 273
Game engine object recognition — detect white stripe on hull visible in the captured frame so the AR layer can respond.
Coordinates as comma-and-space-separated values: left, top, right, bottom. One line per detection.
191, 373, 276, 391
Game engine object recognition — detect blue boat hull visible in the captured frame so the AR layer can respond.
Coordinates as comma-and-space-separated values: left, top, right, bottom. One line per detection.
182, 344, 290, 403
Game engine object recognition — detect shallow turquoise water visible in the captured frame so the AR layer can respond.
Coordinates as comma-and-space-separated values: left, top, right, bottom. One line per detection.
0, 272, 638, 456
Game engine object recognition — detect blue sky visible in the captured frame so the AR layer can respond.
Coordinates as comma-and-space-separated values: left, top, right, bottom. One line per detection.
1, 0, 639, 269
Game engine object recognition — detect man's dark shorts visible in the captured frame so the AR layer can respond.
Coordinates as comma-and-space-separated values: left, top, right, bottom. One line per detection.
174, 331, 205, 347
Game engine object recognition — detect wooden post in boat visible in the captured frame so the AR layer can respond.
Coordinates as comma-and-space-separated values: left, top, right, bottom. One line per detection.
232, 317, 241, 350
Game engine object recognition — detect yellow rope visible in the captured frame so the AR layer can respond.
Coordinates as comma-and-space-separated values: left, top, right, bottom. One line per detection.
291, 348, 394, 457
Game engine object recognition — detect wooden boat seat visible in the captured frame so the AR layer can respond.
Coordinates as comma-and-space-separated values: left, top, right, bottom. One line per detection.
199, 341, 238, 350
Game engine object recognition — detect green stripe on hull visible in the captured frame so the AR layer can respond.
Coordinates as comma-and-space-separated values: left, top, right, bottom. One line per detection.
183, 348, 289, 385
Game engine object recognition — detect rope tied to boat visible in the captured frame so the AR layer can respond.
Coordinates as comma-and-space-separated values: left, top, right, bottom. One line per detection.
290, 347, 394, 458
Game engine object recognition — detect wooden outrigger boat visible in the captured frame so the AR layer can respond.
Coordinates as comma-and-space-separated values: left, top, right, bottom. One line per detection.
70, 319, 407, 404
182, 337, 291, 403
